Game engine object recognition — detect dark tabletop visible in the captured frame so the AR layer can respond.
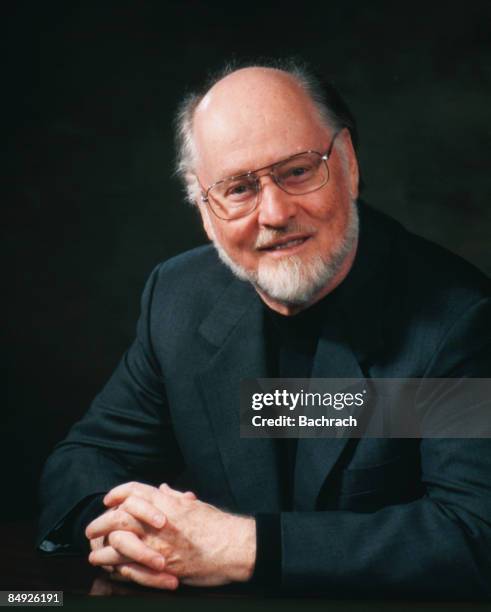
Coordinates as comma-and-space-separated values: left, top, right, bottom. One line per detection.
1, 521, 490, 612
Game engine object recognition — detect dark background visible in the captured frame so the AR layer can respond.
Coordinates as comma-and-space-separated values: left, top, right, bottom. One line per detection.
3, 1, 490, 522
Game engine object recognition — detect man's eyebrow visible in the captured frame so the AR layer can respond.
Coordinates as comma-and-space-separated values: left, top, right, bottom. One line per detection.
215, 150, 307, 182
216, 165, 254, 181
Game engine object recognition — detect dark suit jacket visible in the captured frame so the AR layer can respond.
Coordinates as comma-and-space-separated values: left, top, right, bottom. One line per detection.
37, 202, 491, 599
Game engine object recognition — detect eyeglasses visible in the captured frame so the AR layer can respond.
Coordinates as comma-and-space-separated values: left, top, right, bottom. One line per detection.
200, 131, 340, 221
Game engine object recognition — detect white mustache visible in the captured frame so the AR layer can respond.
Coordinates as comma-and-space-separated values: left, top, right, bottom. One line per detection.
254, 223, 317, 250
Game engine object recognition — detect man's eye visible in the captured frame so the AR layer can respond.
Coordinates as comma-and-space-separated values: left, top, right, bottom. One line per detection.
291, 166, 308, 176
224, 182, 255, 201
231, 184, 249, 195
280, 163, 316, 184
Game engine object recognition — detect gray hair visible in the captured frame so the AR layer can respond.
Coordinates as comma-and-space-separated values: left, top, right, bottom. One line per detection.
174, 59, 358, 205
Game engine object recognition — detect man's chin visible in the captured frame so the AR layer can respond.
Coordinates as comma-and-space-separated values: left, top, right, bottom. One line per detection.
213, 242, 343, 306
254, 255, 331, 306
253, 283, 316, 307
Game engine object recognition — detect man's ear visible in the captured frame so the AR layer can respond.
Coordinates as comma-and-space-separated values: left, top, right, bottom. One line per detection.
187, 171, 215, 241
342, 129, 360, 201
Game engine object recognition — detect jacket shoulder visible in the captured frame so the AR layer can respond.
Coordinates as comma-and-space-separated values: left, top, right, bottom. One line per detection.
360, 204, 490, 375
363, 204, 490, 307
152, 244, 234, 295
142, 244, 242, 330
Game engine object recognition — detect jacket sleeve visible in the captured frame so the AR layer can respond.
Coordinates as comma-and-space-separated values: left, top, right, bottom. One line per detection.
281, 298, 491, 599
37, 263, 184, 554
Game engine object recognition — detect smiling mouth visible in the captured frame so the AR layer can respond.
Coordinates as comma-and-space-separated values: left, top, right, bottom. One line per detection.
257, 235, 311, 252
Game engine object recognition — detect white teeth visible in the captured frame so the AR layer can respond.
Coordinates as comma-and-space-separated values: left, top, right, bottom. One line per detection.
272, 238, 304, 250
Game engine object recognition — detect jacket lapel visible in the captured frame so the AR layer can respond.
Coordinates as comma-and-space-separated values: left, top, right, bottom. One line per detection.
294, 203, 390, 510
197, 279, 283, 513
294, 305, 368, 510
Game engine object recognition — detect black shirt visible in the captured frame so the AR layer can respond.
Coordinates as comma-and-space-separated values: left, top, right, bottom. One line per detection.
252, 293, 336, 586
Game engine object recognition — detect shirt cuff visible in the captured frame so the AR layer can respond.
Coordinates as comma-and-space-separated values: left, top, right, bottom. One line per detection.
251, 513, 281, 586
38, 493, 107, 555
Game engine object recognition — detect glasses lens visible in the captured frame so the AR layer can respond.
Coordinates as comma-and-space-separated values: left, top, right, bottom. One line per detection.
208, 175, 258, 220
275, 152, 327, 194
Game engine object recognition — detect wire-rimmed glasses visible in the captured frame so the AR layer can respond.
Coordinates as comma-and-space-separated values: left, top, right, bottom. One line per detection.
200, 132, 340, 220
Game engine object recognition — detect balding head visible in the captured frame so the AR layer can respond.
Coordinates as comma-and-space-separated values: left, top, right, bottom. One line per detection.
194, 66, 327, 148
175, 61, 358, 204
193, 67, 331, 186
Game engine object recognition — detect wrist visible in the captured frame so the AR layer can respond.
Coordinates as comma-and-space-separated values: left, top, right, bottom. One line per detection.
225, 515, 256, 582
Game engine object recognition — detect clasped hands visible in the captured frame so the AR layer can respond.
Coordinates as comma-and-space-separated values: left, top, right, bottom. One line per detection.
85, 482, 256, 590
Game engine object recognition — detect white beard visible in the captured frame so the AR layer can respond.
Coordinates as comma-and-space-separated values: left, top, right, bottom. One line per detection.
208, 200, 359, 306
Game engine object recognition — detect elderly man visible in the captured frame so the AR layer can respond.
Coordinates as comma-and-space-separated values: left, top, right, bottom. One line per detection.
38, 62, 491, 598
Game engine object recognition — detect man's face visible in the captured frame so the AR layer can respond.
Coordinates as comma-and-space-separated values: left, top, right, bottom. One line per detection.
192, 68, 359, 312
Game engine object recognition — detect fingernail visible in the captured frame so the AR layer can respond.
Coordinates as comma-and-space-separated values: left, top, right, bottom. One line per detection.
152, 513, 165, 528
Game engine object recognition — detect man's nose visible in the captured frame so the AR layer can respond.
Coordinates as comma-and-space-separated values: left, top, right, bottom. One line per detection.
256, 175, 297, 228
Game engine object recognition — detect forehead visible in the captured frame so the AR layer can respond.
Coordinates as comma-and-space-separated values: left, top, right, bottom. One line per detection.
193, 69, 331, 182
